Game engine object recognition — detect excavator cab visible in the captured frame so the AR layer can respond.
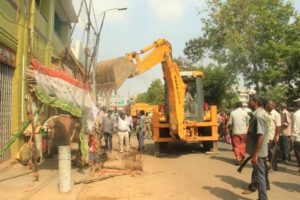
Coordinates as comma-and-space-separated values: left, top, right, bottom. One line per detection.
181, 71, 205, 122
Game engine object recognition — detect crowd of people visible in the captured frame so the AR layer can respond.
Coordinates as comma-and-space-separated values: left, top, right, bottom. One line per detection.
87, 96, 300, 200
91, 106, 153, 157
225, 95, 300, 200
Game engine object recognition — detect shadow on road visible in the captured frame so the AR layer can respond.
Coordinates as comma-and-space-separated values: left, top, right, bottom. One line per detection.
272, 181, 300, 192
275, 165, 300, 176
216, 175, 249, 189
210, 155, 236, 165
144, 142, 205, 158
203, 186, 252, 200
218, 147, 233, 152
210, 156, 253, 171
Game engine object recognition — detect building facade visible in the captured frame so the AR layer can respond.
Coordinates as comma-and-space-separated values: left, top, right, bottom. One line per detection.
0, 0, 77, 162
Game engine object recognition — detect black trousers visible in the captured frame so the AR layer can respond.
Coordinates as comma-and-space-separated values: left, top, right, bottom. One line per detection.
294, 141, 300, 168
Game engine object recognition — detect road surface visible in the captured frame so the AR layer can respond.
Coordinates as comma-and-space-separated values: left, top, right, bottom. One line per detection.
0, 138, 299, 200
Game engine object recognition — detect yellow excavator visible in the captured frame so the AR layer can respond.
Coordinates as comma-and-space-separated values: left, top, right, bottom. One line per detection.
95, 38, 218, 154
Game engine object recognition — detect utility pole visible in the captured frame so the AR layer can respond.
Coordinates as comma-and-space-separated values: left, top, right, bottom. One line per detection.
84, 0, 92, 82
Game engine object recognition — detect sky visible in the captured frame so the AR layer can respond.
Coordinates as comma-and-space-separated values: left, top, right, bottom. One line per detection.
72, 0, 300, 99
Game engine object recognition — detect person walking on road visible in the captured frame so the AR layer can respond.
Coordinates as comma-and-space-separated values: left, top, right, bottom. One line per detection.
102, 110, 114, 152
265, 100, 281, 171
292, 98, 300, 173
279, 103, 292, 163
243, 95, 269, 200
228, 101, 249, 165
137, 110, 146, 151
125, 110, 133, 142
95, 106, 107, 148
145, 112, 152, 139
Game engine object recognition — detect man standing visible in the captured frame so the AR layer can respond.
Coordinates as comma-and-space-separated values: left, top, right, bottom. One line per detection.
292, 98, 300, 173
117, 112, 130, 153
102, 110, 114, 152
279, 103, 292, 163
145, 113, 152, 139
137, 110, 146, 151
94, 106, 107, 147
265, 100, 281, 170
243, 95, 269, 200
125, 110, 133, 142
228, 101, 249, 165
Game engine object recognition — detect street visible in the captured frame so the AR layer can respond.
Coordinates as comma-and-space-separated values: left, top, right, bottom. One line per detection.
0, 138, 299, 200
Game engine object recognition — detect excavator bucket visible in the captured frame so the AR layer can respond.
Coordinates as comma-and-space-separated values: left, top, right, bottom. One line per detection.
95, 57, 136, 91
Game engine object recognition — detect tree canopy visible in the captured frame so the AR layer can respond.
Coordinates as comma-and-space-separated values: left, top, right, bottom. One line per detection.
184, 0, 300, 104
135, 79, 164, 105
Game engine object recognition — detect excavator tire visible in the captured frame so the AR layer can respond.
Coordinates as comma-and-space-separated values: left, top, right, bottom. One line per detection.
154, 142, 168, 156
203, 141, 213, 151
201, 127, 213, 151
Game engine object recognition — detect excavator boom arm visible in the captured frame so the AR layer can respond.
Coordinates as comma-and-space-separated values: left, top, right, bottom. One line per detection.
126, 39, 172, 77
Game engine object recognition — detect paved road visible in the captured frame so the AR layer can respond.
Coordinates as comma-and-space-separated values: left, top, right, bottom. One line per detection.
0, 138, 299, 200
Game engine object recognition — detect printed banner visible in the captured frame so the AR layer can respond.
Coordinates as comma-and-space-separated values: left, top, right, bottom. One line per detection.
31, 59, 99, 130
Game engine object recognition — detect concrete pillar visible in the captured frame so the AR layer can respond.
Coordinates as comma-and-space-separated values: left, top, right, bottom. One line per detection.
58, 145, 71, 193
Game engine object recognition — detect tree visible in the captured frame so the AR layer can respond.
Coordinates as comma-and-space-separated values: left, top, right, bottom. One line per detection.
184, 0, 299, 102
200, 64, 238, 108
262, 18, 300, 104
135, 93, 148, 103
135, 79, 164, 105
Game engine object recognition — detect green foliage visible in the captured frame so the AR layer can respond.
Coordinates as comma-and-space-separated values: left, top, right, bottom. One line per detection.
183, 38, 206, 64
184, 0, 300, 102
200, 64, 238, 108
135, 93, 148, 103
260, 85, 289, 104
135, 79, 164, 105
221, 90, 240, 109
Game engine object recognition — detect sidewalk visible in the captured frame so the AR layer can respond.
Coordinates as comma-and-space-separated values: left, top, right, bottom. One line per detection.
0, 135, 142, 200
0, 156, 89, 200
0, 159, 17, 173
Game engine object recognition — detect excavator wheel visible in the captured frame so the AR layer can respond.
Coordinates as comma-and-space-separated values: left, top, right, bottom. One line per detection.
203, 141, 213, 151
154, 142, 168, 156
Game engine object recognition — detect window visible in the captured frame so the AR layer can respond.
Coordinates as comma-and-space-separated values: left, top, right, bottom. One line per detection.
54, 12, 62, 36
35, 0, 40, 7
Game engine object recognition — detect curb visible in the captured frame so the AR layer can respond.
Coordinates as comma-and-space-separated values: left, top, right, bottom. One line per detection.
0, 159, 17, 173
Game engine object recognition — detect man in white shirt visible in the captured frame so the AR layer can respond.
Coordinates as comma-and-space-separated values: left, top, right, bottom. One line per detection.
265, 100, 281, 170
117, 112, 130, 153
279, 103, 292, 163
292, 98, 300, 173
228, 101, 249, 165
125, 110, 133, 141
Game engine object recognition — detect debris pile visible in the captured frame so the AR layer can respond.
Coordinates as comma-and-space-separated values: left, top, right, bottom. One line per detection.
75, 150, 143, 185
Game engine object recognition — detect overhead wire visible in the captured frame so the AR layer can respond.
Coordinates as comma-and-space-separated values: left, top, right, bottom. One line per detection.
91, 0, 98, 30
69, 0, 84, 43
